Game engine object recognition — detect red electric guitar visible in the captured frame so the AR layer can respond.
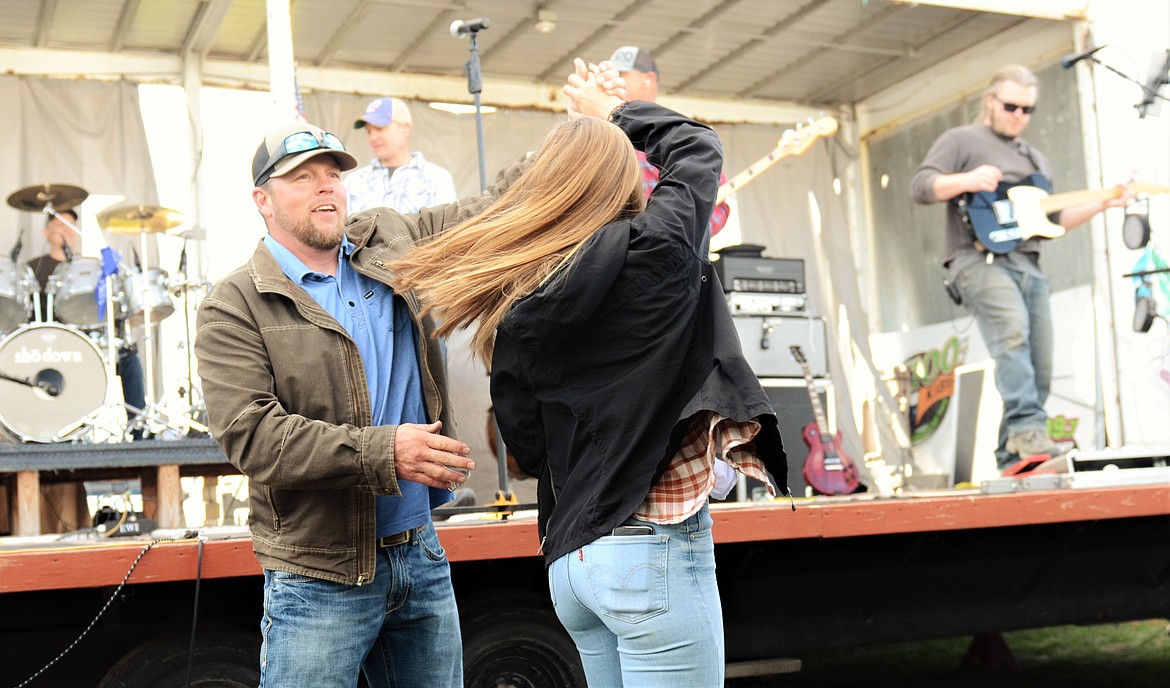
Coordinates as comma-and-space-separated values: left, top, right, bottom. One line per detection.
789, 345, 860, 496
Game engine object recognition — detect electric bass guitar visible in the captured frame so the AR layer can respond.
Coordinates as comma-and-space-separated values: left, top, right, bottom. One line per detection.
789, 345, 860, 496
965, 173, 1170, 255
716, 116, 838, 206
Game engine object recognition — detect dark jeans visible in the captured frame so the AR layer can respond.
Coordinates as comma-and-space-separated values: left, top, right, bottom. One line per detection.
117, 347, 146, 436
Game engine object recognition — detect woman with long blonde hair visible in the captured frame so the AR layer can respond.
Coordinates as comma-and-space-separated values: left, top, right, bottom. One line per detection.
392, 60, 788, 687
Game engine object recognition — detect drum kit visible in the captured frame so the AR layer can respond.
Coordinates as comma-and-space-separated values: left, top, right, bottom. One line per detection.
0, 183, 210, 444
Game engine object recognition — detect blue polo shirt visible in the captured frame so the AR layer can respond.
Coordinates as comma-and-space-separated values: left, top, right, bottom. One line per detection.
264, 234, 447, 537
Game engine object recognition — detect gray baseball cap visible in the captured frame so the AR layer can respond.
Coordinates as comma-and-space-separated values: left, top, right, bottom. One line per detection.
252, 121, 358, 187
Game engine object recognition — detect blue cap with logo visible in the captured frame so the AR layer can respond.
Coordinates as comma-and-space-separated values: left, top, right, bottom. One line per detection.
355, 97, 396, 129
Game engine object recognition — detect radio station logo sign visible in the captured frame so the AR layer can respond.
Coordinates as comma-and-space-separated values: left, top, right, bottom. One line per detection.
905, 335, 966, 444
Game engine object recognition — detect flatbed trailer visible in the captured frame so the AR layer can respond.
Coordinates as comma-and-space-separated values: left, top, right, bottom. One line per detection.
3, 478, 1168, 687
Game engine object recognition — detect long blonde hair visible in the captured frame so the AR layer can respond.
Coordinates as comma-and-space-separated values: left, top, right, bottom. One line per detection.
390, 116, 643, 365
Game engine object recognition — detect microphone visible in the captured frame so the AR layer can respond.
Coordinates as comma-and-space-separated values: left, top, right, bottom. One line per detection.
35, 369, 63, 397
1061, 45, 1106, 69
450, 17, 489, 38
8, 236, 21, 263
63, 244, 74, 262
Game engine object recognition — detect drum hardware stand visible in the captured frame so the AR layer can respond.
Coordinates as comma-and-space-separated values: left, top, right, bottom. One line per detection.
168, 257, 211, 436
96, 203, 205, 440
51, 275, 132, 443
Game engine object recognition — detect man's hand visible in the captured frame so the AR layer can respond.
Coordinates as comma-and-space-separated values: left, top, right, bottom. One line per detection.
564, 58, 625, 121
1103, 181, 1136, 209
393, 421, 474, 490
964, 164, 1003, 193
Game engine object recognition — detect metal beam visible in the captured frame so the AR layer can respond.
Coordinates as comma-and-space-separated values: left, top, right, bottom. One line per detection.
889, 0, 1088, 21
535, 0, 642, 83
313, 0, 373, 67
674, 0, 832, 93
737, 3, 907, 101
0, 44, 816, 125
109, 0, 141, 53
388, 1, 470, 73
182, 0, 233, 56
33, 0, 58, 49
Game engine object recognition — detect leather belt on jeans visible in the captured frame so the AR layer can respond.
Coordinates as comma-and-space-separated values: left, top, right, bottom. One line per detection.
377, 528, 414, 548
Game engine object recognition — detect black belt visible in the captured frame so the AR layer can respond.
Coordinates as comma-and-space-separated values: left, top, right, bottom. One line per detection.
377, 528, 415, 548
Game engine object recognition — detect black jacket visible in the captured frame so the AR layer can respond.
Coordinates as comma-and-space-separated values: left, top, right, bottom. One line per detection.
490, 101, 788, 565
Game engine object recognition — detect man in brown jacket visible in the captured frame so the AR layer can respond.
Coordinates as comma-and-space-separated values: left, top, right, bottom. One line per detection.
195, 121, 522, 687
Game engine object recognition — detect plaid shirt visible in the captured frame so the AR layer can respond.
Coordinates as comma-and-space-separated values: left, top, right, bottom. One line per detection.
635, 412, 775, 524
636, 150, 730, 236
344, 151, 457, 215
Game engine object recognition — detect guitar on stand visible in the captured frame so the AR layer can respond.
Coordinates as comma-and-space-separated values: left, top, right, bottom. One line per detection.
963, 174, 1170, 254
789, 345, 861, 496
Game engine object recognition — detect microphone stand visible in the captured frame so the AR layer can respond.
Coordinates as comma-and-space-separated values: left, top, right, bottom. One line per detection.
458, 24, 516, 510
462, 28, 489, 194
1082, 56, 1170, 116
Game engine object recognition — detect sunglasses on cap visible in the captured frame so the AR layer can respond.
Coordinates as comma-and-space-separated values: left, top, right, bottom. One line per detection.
256, 131, 347, 186
993, 95, 1035, 115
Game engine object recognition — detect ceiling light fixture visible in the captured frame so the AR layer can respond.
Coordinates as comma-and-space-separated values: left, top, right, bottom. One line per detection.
533, 10, 557, 34
429, 102, 498, 115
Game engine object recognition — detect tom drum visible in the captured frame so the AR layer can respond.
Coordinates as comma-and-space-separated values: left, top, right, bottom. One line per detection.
120, 267, 175, 326
47, 257, 106, 329
0, 257, 35, 334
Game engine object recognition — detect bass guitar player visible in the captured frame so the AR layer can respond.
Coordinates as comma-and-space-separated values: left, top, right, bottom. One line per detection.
910, 63, 1134, 473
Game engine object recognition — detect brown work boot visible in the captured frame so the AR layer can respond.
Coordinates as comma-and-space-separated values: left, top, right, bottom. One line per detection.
1005, 429, 1064, 458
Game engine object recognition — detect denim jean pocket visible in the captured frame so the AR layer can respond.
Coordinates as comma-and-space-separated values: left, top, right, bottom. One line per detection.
584, 535, 669, 624
417, 523, 447, 562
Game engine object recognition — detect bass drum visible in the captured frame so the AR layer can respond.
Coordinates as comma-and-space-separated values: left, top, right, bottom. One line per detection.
0, 323, 107, 442
0, 257, 35, 335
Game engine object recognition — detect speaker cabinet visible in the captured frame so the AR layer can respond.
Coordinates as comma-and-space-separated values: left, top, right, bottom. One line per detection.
732, 315, 827, 378
726, 379, 834, 500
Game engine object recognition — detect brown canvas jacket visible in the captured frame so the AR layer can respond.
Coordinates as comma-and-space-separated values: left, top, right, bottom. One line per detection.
195, 162, 524, 585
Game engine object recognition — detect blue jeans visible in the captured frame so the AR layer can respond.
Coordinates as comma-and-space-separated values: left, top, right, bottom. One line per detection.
258, 521, 461, 688
548, 504, 723, 687
954, 258, 1053, 469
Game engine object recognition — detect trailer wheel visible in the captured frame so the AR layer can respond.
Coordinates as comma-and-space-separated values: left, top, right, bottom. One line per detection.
462, 592, 585, 688
98, 627, 260, 688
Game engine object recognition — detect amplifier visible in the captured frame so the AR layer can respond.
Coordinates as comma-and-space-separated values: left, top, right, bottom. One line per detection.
727, 291, 807, 315
713, 253, 805, 295
732, 315, 827, 378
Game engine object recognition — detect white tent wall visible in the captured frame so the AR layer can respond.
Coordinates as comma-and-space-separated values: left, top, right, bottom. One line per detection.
0, 76, 159, 266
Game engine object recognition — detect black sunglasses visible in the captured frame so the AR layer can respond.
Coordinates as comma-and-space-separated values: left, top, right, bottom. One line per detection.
994, 95, 1035, 115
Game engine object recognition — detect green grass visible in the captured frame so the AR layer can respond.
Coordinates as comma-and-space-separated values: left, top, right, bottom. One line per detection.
729, 620, 1170, 687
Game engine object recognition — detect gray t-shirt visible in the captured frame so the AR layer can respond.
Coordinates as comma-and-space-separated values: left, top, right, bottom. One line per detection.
910, 123, 1054, 276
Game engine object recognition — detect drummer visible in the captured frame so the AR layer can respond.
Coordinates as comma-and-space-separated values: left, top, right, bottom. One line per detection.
26, 209, 147, 439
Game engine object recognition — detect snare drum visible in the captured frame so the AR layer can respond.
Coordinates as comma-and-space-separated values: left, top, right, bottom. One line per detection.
120, 267, 175, 326
47, 257, 105, 329
0, 323, 107, 442
0, 257, 35, 334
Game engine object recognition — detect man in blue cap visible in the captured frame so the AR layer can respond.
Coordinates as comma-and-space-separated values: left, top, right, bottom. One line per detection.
345, 96, 458, 215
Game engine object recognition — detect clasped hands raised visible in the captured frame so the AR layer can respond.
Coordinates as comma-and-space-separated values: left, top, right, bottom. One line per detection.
564, 58, 627, 120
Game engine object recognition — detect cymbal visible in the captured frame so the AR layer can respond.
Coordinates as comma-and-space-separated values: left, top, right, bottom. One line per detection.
6, 183, 89, 212
97, 204, 187, 234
